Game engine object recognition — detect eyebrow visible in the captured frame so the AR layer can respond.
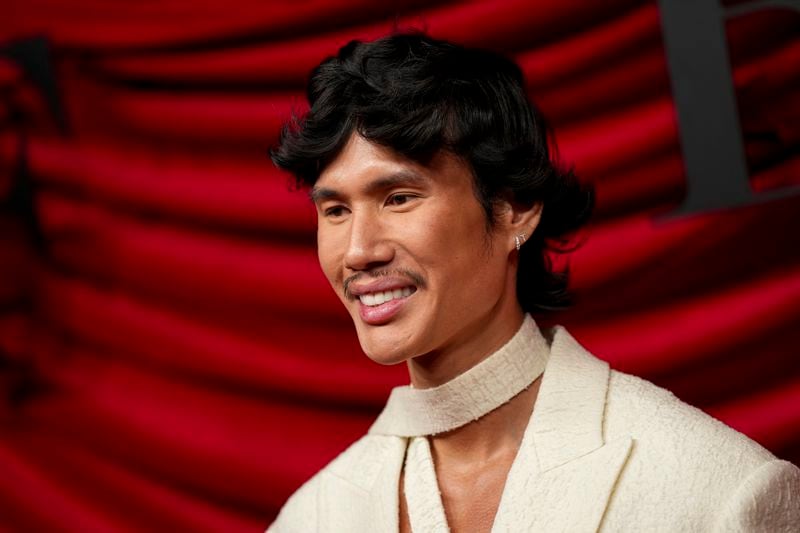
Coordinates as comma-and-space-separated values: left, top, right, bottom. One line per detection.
310, 170, 428, 204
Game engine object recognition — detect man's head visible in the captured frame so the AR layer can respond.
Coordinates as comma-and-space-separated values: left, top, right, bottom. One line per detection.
272, 33, 592, 365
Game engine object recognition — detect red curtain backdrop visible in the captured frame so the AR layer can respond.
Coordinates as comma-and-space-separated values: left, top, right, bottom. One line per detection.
1, 1, 798, 530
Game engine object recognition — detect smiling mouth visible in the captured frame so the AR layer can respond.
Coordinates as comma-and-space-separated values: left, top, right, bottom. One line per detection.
358, 287, 416, 306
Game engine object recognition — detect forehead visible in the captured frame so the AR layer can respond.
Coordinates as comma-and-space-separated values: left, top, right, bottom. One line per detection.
313, 134, 473, 198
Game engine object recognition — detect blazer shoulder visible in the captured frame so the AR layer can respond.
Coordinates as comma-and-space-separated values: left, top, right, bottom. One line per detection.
713, 458, 800, 532
267, 470, 320, 533
267, 434, 400, 532
605, 369, 775, 465
599, 370, 798, 530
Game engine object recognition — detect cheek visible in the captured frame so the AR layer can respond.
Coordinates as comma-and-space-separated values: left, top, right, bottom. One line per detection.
447, 221, 506, 288
403, 205, 497, 282
317, 229, 343, 285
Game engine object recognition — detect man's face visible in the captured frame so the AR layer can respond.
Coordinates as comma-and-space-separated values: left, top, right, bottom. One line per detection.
313, 134, 517, 365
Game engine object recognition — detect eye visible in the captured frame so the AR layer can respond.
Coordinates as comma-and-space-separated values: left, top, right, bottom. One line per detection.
323, 205, 349, 218
386, 193, 415, 206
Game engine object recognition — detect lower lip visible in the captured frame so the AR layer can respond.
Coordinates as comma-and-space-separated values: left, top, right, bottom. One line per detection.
358, 294, 412, 325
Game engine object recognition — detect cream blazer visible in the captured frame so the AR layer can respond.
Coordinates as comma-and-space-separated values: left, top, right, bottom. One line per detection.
268, 326, 800, 532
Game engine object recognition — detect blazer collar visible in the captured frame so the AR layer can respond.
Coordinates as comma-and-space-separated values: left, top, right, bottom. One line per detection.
529, 325, 613, 472
366, 436, 407, 533
320, 436, 407, 533
491, 325, 633, 532
320, 325, 633, 533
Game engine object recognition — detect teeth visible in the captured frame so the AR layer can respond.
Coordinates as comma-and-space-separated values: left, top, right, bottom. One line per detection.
359, 287, 414, 306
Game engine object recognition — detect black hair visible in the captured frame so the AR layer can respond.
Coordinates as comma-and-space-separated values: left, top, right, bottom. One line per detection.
271, 32, 593, 313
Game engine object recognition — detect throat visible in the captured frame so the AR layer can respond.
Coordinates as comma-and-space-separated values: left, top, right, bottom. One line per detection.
428, 377, 541, 465
431, 444, 516, 533
367, 314, 550, 438
417, 381, 540, 533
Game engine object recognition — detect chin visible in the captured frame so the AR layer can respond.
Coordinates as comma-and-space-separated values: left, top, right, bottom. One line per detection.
355, 325, 415, 366
359, 338, 411, 366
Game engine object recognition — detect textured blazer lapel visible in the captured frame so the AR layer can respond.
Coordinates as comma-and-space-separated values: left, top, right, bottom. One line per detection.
318, 326, 632, 533
492, 436, 633, 532
319, 473, 371, 532
366, 437, 407, 533
493, 327, 633, 532
532, 326, 611, 471
319, 437, 407, 533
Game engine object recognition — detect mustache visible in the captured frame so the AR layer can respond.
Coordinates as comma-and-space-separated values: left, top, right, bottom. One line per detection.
343, 268, 427, 299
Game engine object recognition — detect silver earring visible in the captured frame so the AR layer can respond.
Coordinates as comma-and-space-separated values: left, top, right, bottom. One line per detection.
515, 232, 527, 251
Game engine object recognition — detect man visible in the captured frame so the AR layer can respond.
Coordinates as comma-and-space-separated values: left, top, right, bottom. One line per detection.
268, 34, 799, 532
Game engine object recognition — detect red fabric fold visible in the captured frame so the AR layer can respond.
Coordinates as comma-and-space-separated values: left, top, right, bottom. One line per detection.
1, 2, 798, 530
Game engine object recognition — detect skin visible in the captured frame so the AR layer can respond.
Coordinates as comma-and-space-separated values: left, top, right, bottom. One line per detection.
313, 133, 542, 531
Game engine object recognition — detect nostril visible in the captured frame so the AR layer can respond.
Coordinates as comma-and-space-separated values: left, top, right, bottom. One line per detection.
344, 247, 395, 272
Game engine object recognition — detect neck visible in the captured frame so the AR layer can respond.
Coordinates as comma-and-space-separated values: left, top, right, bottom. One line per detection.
429, 376, 541, 465
404, 299, 533, 464
367, 305, 549, 453
405, 302, 526, 389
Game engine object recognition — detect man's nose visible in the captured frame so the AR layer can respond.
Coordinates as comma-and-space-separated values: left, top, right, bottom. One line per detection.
344, 211, 394, 272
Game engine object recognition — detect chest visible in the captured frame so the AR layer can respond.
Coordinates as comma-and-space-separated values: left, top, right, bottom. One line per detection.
399, 442, 517, 533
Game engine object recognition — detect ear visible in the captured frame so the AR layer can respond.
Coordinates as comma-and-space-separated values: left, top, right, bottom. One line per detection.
502, 199, 542, 251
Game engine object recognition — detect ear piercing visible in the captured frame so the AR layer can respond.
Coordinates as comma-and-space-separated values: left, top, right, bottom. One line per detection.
514, 233, 527, 251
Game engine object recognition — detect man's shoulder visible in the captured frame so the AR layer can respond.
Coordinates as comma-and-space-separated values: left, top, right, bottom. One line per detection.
322, 432, 401, 488
602, 369, 800, 530
267, 433, 399, 532
551, 324, 777, 468
605, 368, 774, 464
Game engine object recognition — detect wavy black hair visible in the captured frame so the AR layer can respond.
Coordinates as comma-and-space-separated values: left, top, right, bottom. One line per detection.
271, 33, 593, 313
